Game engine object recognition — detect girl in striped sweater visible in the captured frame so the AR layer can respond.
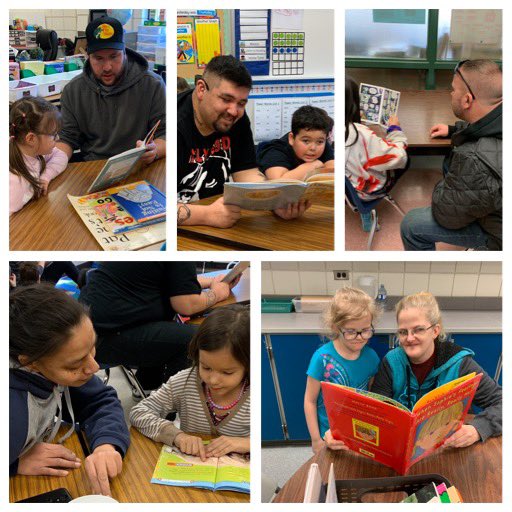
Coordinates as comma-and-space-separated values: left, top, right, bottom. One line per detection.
345, 75, 409, 201
130, 305, 250, 460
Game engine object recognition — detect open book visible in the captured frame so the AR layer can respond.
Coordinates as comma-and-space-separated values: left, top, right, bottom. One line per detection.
151, 445, 250, 493
359, 83, 400, 127
68, 180, 166, 250
87, 120, 161, 193
322, 372, 482, 475
223, 170, 334, 210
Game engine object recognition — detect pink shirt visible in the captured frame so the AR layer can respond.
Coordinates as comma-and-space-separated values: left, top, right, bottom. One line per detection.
10, 147, 68, 214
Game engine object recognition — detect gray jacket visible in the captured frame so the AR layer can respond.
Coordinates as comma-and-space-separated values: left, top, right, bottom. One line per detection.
432, 104, 502, 250
59, 48, 166, 161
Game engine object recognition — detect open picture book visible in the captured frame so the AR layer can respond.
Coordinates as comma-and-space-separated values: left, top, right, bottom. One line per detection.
322, 372, 482, 475
87, 120, 161, 193
68, 180, 166, 251
151, 445, 250, 494
359, 83, 400, 127
223, 169, 334, 210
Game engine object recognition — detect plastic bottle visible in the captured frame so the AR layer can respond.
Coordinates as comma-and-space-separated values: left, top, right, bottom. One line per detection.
376, 284, 388, 309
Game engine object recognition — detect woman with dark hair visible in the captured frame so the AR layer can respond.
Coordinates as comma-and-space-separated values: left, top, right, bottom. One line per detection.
9, 284, 129, 496
345, 75, 409, 201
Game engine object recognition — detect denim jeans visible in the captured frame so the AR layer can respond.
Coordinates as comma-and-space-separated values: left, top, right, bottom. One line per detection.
400, 207, 488, 251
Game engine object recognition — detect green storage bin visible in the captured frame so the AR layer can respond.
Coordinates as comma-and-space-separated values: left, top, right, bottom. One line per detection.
261, 298, 293, 313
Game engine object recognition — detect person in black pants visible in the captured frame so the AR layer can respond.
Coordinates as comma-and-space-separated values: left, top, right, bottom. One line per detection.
79, 262, 234, 390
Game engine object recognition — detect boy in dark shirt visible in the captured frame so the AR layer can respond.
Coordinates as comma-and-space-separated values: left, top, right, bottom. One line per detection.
258, 105, 334, 180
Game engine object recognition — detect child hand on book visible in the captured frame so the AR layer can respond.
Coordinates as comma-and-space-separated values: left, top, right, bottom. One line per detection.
388, 115, 400, 127
205, 436, 250, 458
174, 433, 206, 461
324, 429, 349, 451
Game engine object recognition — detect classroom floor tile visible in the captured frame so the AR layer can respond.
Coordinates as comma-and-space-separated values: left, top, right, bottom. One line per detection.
345, 168, 466, 251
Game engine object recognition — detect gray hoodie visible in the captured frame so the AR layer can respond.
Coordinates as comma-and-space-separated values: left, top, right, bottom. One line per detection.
59, 48, 166, 161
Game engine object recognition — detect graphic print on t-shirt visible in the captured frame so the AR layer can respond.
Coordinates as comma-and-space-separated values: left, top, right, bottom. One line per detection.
178, 136, 233, 203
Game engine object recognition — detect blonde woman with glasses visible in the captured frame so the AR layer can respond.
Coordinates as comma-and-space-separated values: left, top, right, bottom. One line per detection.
371, 291, 501, 448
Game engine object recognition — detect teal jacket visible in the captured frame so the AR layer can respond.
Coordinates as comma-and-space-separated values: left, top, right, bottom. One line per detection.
372, 340, 502, 441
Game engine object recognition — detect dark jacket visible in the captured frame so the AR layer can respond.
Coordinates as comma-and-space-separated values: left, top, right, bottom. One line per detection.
9, 368, 130, 476
59, 48, 166, 161
432, 103, 502, 250
372, 340, 502, 442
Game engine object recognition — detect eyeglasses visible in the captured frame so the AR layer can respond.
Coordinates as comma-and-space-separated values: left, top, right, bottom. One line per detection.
454, 60, 476, 100
396, 324, 437, 340
340, 327, 375, 341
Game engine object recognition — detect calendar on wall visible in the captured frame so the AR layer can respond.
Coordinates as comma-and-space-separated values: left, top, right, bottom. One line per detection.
271, 32, 305, 75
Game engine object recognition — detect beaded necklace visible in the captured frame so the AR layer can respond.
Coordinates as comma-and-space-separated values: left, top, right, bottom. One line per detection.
206, 378, 248, 411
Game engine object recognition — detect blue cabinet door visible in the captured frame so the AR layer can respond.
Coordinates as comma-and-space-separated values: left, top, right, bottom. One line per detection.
270, 334, 330, 441
451, 333, 502, 383
367, 334, 391, 360
261, 335, 286, 441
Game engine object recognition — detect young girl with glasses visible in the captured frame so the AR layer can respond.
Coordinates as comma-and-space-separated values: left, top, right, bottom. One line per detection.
9, 96, 68, 213
372, 291, 501, 448
304, 287, 381, 454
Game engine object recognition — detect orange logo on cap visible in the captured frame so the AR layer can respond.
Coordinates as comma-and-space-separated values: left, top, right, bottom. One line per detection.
94, 24, 115, 40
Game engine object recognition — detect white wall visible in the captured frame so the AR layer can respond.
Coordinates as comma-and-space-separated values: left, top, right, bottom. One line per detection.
262, 261, 502, 298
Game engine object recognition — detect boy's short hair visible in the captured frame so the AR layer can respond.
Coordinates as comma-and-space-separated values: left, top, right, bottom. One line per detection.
291, 105, 334, 136
203, 55, 252, 89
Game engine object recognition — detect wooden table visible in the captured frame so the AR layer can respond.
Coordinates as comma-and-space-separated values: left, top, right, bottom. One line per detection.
10, 428, 249, 503
178, 195, 334, 251
10, 158, 165, 251
397, 90, 457, 154
273, 436, 502, 503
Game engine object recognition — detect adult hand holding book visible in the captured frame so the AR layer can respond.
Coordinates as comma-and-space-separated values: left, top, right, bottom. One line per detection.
136, 120, 161, 166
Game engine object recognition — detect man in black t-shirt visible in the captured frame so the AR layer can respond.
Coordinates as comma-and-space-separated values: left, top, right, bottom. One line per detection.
79, 262, 234, 389
177, 55, 310, 228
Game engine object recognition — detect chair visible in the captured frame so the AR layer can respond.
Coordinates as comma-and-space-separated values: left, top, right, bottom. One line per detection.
36, 29, 58, 61
100, 364, 148, 399
345, 177, 405, 250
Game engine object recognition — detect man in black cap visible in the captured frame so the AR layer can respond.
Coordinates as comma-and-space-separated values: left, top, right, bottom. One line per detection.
57, 16, 166, 163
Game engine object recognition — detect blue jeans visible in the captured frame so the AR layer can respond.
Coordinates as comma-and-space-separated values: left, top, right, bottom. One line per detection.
401, 207, 488, 251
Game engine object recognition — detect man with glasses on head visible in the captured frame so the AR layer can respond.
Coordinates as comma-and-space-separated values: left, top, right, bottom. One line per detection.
401, 59, 502, 250
177, 55, 310, 228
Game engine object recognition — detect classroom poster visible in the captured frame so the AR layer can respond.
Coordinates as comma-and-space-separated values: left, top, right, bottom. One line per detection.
254, 98, 283, 141
177, 24, 195, 64
271, 32, 305, 75
236, 9, 270, 76
177, 10, 217, 17
449, 9, 501, 45
272, 9, 304, 30
195, 18, 221, 67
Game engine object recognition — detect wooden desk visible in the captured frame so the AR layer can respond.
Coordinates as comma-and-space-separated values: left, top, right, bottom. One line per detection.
273, 436, 502, 503
178, 196, 334, 251
396, 90, 457, 154
10, 158, 165, 251
10, 428, 249, 503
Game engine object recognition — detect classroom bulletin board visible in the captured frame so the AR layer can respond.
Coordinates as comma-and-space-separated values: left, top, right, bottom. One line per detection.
176, 10, 229, 81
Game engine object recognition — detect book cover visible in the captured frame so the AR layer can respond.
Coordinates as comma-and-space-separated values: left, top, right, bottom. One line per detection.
359, 83, 400, 127
68, 181, 166, 251
151, 445, 250, 493
110, 181, 166, 224
321, 372, 482, 475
